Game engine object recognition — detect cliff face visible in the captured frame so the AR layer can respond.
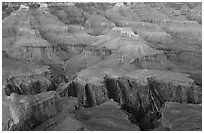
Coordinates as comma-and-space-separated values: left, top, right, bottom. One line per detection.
2, 2, 202, 131
50, 68, 201, 130
8, 91, 63, 130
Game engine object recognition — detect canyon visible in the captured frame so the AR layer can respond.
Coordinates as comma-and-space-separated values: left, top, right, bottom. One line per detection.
2, 2, 202, 131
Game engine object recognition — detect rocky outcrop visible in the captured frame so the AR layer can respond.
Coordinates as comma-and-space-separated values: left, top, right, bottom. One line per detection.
4, 36, 64, 64
55, 68, 201, 130
33, 97, 79, 131
2, 56, 56, 97
5, 74, 55, 96
8, 91, 63, 130
74, 68, 202, 107
2, 8, 66, 64
56, 79, 108, 108
2, 2, 202, 131
154, 102, 202, 131
148, 73, 202, 110
72, 100, 141, 131
91, 27, 163, 59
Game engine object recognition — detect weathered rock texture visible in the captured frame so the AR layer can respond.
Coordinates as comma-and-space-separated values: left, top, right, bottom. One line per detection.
8, 91, 62, 131
55, 68, 201, 130
2, 2, 202, 131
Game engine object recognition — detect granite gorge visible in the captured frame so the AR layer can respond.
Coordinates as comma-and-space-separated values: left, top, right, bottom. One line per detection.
2, 2, 202, 131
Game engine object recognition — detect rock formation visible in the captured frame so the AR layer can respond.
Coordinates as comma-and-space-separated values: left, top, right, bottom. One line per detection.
2, 2, 202, 131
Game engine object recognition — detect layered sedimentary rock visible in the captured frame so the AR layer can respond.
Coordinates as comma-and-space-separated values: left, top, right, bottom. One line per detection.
2, 7, 65, 64
55, 68, 201, 129
2, 2, 202, 131
8, 91, 62, 130
154, 102, 202, 131
5, 74, 54, 96
148, 72, 202, 110
34, 97, 79, 131
2, 56, 50, 88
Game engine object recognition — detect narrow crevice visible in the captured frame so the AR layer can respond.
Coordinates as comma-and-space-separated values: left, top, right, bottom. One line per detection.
85, 84, 97, 107
104, 76, 161, 131
104, 77, 122, 103
67, 82, 78, 97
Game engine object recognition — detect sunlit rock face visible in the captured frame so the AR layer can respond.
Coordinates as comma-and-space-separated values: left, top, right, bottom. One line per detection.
2, 2, 202, 131
8, 91, 63, 130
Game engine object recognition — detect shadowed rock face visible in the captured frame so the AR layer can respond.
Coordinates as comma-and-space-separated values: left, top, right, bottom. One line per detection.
5, 75, 55, 96
2, 2, 202, 131
54, 68, 201, 130
148, 75, 202, 108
